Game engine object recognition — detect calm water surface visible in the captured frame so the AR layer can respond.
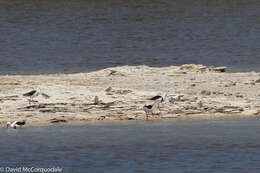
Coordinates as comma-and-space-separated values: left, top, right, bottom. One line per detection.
0, 0, 259, 74
1, 117, 260, 172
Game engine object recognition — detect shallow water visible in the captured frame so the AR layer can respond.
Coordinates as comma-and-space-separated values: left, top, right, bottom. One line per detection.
1, 117, 260, 172
0, 0, 259, 74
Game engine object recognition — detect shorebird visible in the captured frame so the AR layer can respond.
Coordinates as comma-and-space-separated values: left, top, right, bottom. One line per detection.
6, 121, 26, 129
149, 92, 168, 112
143, 104, 153, 118
150, 92, 168, 102
94, 96, 100, 105
143, 102, 160, 120
23, 88, 41, 105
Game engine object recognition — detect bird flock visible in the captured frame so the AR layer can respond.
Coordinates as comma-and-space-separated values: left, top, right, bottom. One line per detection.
6, 88, 49, 129
6, 88, 169, 129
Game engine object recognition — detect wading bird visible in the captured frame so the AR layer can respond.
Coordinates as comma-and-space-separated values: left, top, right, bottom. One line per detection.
23, 88, 41, 105
150, 92, 168, 102
143, 102, 160, 120
6, 121, 26, 129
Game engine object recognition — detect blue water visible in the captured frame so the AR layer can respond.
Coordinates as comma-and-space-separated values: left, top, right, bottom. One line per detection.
0, 0, 260, 74
1, 117, 260, 172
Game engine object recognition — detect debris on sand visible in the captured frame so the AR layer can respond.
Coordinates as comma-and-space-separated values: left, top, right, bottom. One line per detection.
178, 64, 226, 73
0, 64, 259, 126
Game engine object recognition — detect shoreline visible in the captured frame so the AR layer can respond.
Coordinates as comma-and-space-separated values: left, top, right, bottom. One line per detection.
3, 114, 259, 128
1, 64, 260, 127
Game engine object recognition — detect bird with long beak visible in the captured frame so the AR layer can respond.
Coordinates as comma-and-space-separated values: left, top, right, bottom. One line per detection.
6, 121, 26, 129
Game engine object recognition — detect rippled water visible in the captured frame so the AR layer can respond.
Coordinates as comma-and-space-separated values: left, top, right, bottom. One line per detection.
1, 117, 260, 172
0, 0, 259, 74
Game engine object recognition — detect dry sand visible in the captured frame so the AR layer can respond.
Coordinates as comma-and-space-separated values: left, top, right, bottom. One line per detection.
1, 64, 260, 127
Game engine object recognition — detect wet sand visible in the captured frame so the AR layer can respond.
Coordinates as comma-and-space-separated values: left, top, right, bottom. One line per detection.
0, 64, 260, 126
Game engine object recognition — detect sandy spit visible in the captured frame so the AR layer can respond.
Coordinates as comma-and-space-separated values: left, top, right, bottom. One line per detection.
0, 64, 260, 127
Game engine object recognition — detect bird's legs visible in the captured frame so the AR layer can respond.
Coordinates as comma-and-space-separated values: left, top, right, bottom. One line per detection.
30, 97, 38, 105
157, 103, 161, 111
28, 99, 31, 105
28, 97, 34, 106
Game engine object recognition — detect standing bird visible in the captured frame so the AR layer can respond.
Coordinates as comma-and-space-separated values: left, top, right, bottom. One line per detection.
23, 88, 41, 105
94, 96, 100, 105
6, 121, 26, 129
150, 92, 168, 103
149, 92, 168, 112
143, 104, 153, 120
143, 102, 160, 120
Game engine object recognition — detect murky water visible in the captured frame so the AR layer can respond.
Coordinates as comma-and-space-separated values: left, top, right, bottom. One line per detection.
1, 117, 260, 172
0, 0, 259, 74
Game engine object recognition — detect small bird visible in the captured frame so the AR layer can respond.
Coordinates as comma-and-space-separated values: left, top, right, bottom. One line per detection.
94, 96, 100, 105
23, 88, 41, 105
143, 102, 160, 120
150, 92, 168, 102
143, 104, 153, 118
6, 121, 26, 129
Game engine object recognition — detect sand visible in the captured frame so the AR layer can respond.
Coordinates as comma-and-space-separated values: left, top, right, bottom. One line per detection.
0, 64, 260, 127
